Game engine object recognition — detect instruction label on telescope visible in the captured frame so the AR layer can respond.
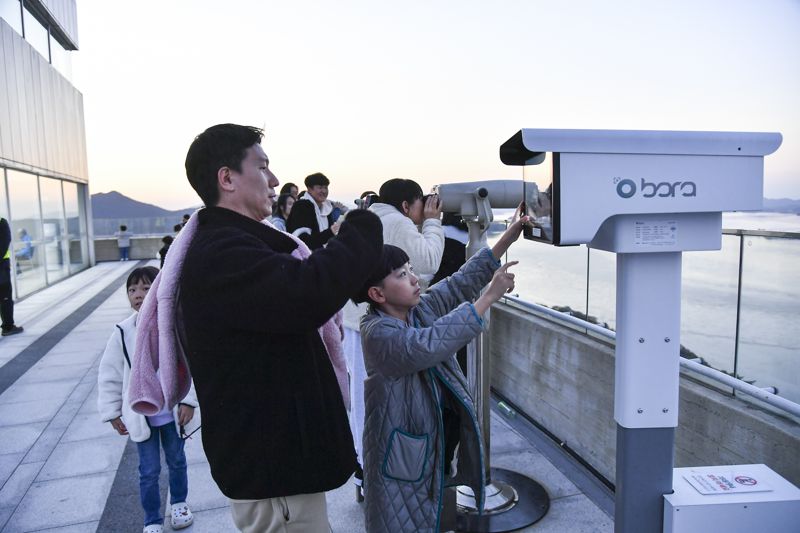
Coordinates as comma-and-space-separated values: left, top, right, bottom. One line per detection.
633, 220, 677, 246
683, 470, 773, 495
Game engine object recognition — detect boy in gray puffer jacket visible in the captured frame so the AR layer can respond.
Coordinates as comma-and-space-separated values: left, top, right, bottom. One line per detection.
356, 213, 528, 532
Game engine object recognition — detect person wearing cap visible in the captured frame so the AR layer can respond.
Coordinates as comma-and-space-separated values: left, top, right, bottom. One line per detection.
286, 172, 348, 250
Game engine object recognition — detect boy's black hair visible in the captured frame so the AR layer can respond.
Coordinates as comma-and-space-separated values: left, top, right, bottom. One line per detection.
120, 225, 127, 231
304, 172, 329, 188
352, 245, 410, 305
378, 179, 423, 213
280, 182, 298, 195
126, 266, 159, 289
161, 235, 174, 244
185, 124, 264, 207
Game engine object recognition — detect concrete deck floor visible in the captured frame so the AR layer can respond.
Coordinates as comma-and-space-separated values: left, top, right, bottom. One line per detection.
0, 261, 613, 532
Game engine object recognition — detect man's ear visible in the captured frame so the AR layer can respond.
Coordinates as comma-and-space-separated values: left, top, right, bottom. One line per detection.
217, 167, 235, 193
367, 286, 385, 304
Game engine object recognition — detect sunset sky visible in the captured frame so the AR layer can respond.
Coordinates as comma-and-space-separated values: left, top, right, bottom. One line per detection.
73, 0, 800, 210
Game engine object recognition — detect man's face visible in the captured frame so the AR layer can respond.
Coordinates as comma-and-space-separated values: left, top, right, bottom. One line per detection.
308, 185, 328, 205
230, 144, 279, 221
378, 263, 420, 309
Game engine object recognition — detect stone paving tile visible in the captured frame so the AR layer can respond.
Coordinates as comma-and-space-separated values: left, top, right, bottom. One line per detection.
59, 413, 106, 444
0, 398, 64, 426
22, 426, 67, 465
179, 505, 235, 532
30, 521, 99, 532
0, 453, 25, 489
182, 431, 207, 466
0, 505, 13, 531
3, 472, 115, 532
0, 382, 75, 406
519, 493, 613, 532
490, 414, 533, 454
327, 475, 364, 533
36, 437, 127, 482
14, 365, 89, 385
183, 462, 227, 512
0, 423, 48, 455
0, 461, 44, 509
48, 401, 83, 431
491, 450, 582, 500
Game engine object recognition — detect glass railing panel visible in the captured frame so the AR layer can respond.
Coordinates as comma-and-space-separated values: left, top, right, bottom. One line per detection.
586, 248, 616, 331
736, 235, 800, 405
679, 234, 741, 376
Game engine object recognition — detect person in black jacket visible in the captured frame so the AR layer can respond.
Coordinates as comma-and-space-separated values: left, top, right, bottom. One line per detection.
286, 172, 346, 250
180, 124, 383, 533
1, 217, 23, 336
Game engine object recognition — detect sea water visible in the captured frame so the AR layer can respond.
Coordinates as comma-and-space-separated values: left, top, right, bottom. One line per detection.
488, 211, 800, 404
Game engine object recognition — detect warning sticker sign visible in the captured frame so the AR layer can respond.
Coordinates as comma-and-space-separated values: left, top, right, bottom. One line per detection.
633, 220, 677, 246
683, 470, 773, 495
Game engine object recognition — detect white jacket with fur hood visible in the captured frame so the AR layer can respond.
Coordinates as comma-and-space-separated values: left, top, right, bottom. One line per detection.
368, 202, 444, 289
97, 312, 199, 442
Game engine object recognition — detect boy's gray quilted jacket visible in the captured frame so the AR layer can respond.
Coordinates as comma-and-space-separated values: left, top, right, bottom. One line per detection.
360, 248, 500, 532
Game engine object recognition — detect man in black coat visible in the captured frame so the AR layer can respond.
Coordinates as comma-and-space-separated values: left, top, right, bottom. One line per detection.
1, 217, 23, 336
180, 124, 383, 532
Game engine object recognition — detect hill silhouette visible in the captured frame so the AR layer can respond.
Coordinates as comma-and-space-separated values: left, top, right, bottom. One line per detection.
91, 191, 200, 236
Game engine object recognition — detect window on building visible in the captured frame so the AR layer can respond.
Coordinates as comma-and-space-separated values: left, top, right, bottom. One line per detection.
49, 34, 72, 80
6, 169, 46, 296
0, 0, 22, 36
39, 176, 69, 283
22, 4, 49, 62
63, 181, 88, 273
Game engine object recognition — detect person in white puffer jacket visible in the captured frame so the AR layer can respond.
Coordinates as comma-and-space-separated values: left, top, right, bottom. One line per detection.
368, 178, 444, 291
97, 266, 200, 533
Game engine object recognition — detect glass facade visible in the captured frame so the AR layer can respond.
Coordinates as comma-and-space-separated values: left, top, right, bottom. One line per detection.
0, 0, 21, 35
1, 168, 90, 298
1, 0, 73, 81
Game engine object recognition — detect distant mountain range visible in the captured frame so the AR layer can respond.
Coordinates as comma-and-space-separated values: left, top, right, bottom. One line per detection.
90, 190, 800, 235
91, 191, 200, 236
91, 190, 198, 219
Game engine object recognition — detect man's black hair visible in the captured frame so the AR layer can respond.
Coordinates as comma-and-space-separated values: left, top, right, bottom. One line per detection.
120, 225, 127, 231
352, 244, 410, 305
162, 235, 174, 244
304, 172, 330, 188
185, 124, 264, 207
378, 179, 423, 213
126, 266, 159, 290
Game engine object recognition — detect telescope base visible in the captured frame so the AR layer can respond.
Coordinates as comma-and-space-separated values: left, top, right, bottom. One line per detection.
455, 467, 549, 532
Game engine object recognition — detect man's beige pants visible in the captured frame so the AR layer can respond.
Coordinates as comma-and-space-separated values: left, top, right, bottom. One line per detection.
230, 492, 330, 533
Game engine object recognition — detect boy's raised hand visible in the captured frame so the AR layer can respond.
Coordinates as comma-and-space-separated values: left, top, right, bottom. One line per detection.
491, 204, 530, 260
474, 261, 518, 316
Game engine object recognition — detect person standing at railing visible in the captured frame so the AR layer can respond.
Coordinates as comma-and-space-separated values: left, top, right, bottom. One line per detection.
115, 224, 133, 261
0, 217, 23, 337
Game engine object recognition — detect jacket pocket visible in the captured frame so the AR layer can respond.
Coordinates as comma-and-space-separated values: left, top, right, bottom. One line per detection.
381, 429, 429, 482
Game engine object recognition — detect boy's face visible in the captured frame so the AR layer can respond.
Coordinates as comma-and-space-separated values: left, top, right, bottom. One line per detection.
308, 184, 328, 205
372, 262, 420, 311
127, 279, 152, 312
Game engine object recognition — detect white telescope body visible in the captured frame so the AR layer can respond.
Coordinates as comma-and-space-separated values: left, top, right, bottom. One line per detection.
499, 129, 783, 251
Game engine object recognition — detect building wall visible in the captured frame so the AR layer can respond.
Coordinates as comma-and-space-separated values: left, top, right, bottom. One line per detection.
0, 17, 87, 182
489, 302, 800, 487
1, 1, 92, 299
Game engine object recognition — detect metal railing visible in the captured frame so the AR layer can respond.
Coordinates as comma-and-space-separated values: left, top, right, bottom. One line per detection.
500, 294, 800, 419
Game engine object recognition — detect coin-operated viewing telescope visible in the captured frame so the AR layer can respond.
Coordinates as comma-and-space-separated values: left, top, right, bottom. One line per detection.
500, 128, 782, 533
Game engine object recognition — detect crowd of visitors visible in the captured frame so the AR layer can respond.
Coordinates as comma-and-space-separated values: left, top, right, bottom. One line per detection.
101, 122, 524, 533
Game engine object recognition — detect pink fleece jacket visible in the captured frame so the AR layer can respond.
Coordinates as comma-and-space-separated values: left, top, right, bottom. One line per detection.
128, 210, 349, 416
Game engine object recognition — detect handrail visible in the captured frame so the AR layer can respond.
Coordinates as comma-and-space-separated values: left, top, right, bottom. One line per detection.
500, 294, 800, 419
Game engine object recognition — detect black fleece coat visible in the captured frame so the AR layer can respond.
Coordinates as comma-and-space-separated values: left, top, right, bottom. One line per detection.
180, 206, 383, 499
